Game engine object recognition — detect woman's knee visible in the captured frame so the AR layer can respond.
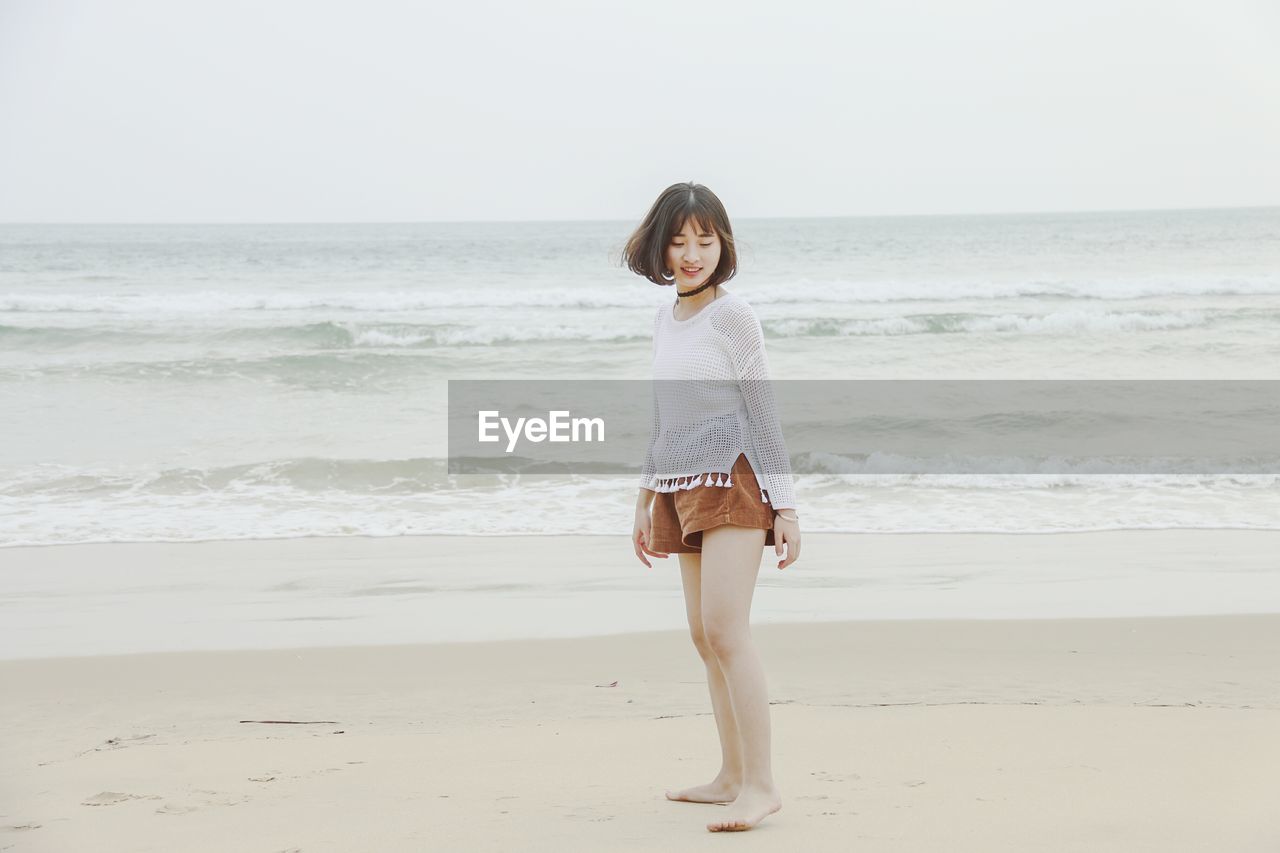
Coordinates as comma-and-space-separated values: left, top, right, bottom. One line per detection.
691, 625, 721, 655
701, 620, 746, 658
685, 621, 715, 657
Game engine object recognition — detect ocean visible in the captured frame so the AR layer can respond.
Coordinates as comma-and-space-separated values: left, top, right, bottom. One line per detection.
3, 208, 1279, 548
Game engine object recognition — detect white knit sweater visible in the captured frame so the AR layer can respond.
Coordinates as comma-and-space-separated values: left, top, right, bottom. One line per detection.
639, 291, 797, 511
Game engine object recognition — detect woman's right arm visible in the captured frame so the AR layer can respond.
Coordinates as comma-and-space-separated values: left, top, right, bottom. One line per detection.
638, 305, 661, 502
633, 306, 666, 565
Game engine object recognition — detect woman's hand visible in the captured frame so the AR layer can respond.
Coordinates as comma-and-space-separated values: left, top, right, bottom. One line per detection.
773, 512, 801, 570
633, 505, 669, 568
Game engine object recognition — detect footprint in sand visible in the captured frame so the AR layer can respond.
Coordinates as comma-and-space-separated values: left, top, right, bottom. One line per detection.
96, 734, 156, 751
283, 766, 345, 781
155, 803, 201, 815
155, 790, 252, 814
82, 791, 161, 806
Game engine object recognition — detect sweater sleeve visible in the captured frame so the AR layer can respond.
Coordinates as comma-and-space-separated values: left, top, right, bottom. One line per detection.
714, 301, 797, 511
639, 306, 661, 491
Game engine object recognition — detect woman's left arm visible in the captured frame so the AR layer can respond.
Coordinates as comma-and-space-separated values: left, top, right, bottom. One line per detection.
717, 302, 800, 568
715, 302, 798, 515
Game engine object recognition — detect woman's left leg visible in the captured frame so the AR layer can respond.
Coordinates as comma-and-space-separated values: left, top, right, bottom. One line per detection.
698, 523, 782, 832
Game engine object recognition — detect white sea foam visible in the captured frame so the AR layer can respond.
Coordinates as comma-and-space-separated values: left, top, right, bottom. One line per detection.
3, 278, 1280, 315
3, 211, 1279, 544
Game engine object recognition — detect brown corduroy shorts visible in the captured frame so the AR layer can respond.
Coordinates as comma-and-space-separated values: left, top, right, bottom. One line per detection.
648, 453, 777, 554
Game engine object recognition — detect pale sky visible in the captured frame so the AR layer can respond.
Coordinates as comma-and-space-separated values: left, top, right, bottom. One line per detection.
1, 0, 1278, 222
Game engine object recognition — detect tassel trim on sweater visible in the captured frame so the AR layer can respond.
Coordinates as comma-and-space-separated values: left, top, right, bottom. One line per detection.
652, 471, 770, 504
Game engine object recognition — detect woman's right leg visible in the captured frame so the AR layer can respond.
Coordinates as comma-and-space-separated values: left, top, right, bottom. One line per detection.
665, 550, 744, 804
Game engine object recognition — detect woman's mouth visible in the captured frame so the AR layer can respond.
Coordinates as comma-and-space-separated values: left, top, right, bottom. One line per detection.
681, 267, 702, 276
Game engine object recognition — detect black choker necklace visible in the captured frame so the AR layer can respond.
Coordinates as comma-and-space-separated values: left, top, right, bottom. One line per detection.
675, 280, 716, 298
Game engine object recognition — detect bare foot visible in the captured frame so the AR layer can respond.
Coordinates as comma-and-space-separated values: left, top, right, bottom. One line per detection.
706, 785, 781, 832
665, 778, 740, 804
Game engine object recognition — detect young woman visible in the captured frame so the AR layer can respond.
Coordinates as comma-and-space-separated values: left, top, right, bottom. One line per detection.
624, 182, 801, 833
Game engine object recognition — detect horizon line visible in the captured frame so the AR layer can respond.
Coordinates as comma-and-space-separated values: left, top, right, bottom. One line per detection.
1, 202, 1277, 227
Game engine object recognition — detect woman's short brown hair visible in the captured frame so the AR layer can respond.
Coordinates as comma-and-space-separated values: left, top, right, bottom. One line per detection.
621, 182, 738, 289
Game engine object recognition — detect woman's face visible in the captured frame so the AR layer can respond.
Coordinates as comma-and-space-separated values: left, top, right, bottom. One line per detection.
667, 218, 720, 288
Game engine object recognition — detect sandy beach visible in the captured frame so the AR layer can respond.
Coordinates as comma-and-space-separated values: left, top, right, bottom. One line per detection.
3, 3, 1279, 848
3, 533, 1279, 851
